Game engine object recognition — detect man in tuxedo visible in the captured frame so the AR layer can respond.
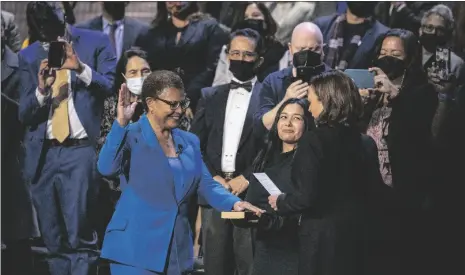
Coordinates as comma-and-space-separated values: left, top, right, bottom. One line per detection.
253, 22, 328, 138
76, 1, 149, 60
18, 2, 116, 275
191, 28, 264, 275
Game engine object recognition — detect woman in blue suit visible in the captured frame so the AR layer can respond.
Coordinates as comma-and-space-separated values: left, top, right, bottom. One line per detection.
98, 70, 263, 275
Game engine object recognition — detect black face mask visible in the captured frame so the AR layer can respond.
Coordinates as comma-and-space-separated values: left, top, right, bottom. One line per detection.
229, 60, 256, 82
103, 2, 126, 20
293, 49, 322, 67
347, 2, 375, 18
234, 19, 266, 35
419, 33, 448, 53
171, 2, 197, 20
374, 56, 406, 80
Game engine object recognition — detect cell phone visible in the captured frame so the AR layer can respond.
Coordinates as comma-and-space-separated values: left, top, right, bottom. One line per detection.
343, 69, 375, 89
48, 41, 66, 68
296, 64, 326, 83
435, 47, 451, 80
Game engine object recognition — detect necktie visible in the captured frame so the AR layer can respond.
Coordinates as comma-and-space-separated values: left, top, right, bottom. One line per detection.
51, 69, 70, 142
109, 23, 118, 55
230, 80, 253, 92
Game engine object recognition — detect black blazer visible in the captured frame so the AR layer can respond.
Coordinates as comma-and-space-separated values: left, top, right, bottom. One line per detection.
191, 82, 263, 204
314, 14, 389, 69
75, 16, 149, 58
1, 47, 37, 241
135, 17, 229, 110
276, 125, 394, 275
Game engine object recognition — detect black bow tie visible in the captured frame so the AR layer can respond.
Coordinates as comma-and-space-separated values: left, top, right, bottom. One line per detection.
230, 81, 253, 92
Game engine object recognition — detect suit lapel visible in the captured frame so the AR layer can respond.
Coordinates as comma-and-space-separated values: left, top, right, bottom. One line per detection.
1, 48, 18, 82
139, 115, 177, 201
91, 16, 104, 31
351, 25, 376, 67
176, 22, 199, 47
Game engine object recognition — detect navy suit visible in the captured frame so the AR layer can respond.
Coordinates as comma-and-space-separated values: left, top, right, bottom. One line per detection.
191, 82, 262, 275
75, 16, 149, 59
98, 115, 239, 273
314, 14, 389, 69
18, 26, 116, 275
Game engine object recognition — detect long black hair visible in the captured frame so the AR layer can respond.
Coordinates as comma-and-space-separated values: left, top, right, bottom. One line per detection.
372, 28, 428, 85
230, 2, 278, 40
252, 98, 312, 172
152, 2, 208, 28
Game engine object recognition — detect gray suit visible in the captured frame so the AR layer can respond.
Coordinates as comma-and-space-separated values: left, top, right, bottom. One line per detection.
75, 16, 149, 59
1, 10, 22, 52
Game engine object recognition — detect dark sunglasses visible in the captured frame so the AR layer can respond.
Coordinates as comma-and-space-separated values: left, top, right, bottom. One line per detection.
156, 97, 190, 110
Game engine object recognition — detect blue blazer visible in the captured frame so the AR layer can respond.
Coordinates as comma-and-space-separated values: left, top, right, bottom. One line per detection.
97, 115, 240, 272
18, 26, 116, 184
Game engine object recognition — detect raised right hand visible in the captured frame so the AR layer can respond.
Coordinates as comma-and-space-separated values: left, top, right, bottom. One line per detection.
38, 59, 55, 93
283, 79, 309, 102
116, 83, 138, 127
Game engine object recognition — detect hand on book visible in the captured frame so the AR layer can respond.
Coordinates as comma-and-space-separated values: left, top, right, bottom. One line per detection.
233, 201, 265, 216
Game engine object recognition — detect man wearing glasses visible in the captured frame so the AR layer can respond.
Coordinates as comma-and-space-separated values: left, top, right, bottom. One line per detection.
191, 28, 265, 275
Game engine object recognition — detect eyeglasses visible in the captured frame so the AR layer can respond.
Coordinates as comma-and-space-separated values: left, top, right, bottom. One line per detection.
156, 97, 190, 110
227, 50, 257, 60
421, 24, 447, 35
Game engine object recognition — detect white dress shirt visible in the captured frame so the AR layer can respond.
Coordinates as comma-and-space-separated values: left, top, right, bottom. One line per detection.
35, 65, 93, 140
221, 75, 256, 173
102, 18, 124, 59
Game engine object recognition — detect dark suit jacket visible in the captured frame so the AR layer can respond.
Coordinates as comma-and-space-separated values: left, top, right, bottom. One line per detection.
1, 47, 38, 241
18, 26, 116, 184
374, 2, 438, 36
276, 125, 394, 275
135, 17, 229, 110
75, 16, 150, 59
191, 82, 263, 205
314, 14, 389, 69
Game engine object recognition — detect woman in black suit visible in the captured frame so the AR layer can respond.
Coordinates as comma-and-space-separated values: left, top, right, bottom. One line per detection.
136, 1, 228, 113
268, 71, 392, 275
245, 98, 312, 275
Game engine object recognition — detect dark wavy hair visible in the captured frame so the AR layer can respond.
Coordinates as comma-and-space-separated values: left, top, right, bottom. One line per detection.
253, 98, 312, 172
226, 28, 265, 57
309, 70, 363, 127
113, 47, 150, 94
230, 2, 278, 40
372, 28, 428, 85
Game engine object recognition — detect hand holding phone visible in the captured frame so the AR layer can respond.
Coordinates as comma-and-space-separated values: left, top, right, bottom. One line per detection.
343, 69, 375, 89
38, 59, 56, 92
48, 41, 66, 69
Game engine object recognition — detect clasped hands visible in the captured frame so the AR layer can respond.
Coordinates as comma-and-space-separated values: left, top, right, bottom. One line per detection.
38, 40, 83, 93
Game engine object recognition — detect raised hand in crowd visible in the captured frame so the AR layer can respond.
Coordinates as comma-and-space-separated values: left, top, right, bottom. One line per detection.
427, 65, 457, 95
283, 79, 309, 101
116, 83, 138, 127
37, 59, 56, 93
370, 67, 400, 99
60, 40, 84, 73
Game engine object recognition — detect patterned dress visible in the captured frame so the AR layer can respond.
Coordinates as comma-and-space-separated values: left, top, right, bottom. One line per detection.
366, 105, 393, 187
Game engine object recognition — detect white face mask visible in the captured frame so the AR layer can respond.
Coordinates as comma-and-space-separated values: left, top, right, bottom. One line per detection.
125, 75, 147, 96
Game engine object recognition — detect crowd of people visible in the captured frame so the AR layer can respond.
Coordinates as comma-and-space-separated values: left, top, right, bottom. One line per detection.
1, 1, 464, 275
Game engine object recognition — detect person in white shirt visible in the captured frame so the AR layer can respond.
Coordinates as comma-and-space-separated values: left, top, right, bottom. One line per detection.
18, 2, 116, 275
191, 28, 265, 275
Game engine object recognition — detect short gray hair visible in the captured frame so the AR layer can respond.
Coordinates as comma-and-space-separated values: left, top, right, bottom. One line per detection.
421, 4, 455, 32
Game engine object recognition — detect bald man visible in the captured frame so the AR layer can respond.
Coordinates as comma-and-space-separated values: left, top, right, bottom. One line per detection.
253, 22, 329, 136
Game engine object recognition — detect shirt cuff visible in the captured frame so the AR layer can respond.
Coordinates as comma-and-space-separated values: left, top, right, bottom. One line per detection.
76, 63, 92, 86
35, 88, 50, 106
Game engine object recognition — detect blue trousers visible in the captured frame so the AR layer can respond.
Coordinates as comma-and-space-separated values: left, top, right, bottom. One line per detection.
31, 144, 99, 275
